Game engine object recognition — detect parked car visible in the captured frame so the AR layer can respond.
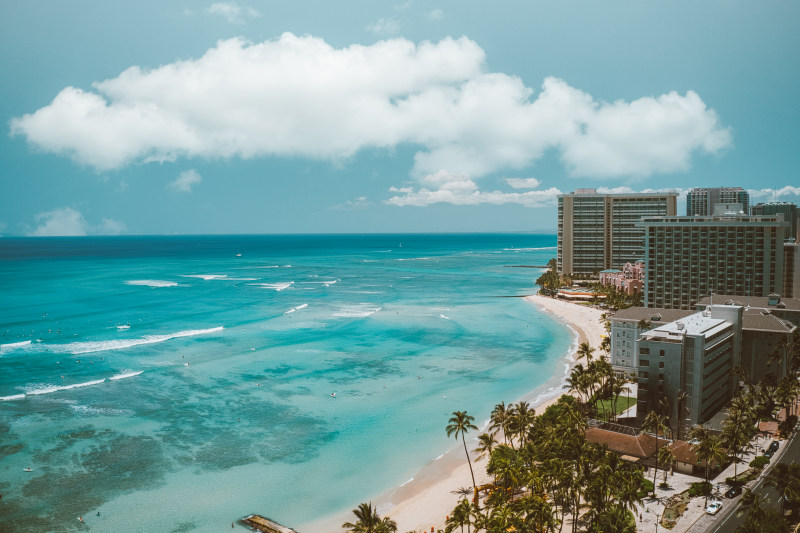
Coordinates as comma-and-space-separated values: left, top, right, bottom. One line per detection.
705, 501, 723, 515
769, 440, 780, 453
764, 449, 775, 458
725, 486, 742, 498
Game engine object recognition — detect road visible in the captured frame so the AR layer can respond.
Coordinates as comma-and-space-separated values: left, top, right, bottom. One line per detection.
702, 430, 800, 532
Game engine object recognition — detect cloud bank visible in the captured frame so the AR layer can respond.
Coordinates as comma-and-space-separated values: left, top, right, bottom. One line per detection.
27, 207, 125, 236
10, 33, 731, 186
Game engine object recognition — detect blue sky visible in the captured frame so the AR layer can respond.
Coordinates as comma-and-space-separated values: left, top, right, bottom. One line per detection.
1, 1, 798, 236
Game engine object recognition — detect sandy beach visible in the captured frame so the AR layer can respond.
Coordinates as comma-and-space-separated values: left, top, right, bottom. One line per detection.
307, 295, 606, 532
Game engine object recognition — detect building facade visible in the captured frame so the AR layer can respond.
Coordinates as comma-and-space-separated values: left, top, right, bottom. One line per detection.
639, 215, 787, 309
609, 307, 694, 377
751, 202, 799, 242
636, 306, 742, 428
686, 187, 750, 216
557, 189, 678, 276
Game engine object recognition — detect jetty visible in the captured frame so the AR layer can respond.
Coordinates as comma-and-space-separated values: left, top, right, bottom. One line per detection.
241, 514, 297, 533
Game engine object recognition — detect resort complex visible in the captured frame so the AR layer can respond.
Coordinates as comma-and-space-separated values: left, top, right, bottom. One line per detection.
345, 189, 800, 533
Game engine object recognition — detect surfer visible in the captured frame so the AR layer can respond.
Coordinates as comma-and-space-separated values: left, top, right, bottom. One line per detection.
23, 467, 32, 472
78, 517, 84, 523
331, 392, 336, 398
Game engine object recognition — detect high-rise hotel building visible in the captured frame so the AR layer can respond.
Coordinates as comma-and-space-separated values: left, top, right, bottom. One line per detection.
638, 214, 787, 309
557, 189, 678, 276
686, 187, 750, 216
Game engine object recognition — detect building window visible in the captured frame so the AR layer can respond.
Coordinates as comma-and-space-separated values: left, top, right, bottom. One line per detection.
640, 359, 649, 367
659, 361, 665, 368
659, 350, 665, 357
640, 348, 650, 355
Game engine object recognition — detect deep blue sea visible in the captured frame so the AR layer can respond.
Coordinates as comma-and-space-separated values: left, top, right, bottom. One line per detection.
0, 234, 569, 532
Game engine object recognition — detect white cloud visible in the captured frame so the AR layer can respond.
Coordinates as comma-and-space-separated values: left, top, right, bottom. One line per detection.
387, 170, 562, 207
97, 218, 127, 234
170, 169, 203, 192
27, 207, 125, 236
505, 177, 540, 189
748, 186, 800, 201
366, 17, 401, 35
207, 2, 261, 24
332, 196, 371, 210
10, 34, 731, 184
427, 9, 444, 20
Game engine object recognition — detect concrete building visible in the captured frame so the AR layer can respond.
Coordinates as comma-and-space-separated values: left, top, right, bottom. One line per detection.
557, 189, 678, 276
695, 293, 800, 329
636, 306, 743, 429
638, 214, 787, 310
609, 307, 694, 377
751, 202, 799, 242
686, 187, 750, 216
786, 242, 800, 298
696, 294, 799, 383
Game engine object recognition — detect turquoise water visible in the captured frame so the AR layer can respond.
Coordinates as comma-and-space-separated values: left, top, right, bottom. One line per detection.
0, 234, 568, 532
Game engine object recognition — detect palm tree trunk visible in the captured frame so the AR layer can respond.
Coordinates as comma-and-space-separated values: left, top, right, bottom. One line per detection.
462, 435, 478, 502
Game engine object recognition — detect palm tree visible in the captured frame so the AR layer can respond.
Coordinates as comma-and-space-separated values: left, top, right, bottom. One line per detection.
642, 410, 668, 496
576, 342, 595, 363
473, 432, 498, 461
765, 462, 800, 514
736, 488, 769, 522
447, 410, 479, 502
674, 391, 689, 441
489, 402, 512, 447
342, 502, 398, 533
510, 401, 536, 447
657, 446, 675, 484
720, 399, 755, 478
446, 499, 472, 533
691, 434, 727, 506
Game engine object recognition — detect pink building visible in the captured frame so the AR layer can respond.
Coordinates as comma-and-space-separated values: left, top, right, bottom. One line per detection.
599, 260, 645, 295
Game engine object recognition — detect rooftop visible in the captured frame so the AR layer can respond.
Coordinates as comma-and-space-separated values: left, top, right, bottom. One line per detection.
696, 294, 800, 312
611, 307, 694, 324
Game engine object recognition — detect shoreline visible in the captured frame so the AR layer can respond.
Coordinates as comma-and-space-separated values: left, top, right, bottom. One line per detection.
301, 294, 606, 532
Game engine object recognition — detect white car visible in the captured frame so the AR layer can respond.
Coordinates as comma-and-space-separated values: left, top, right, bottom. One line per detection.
705, 500, 723, 515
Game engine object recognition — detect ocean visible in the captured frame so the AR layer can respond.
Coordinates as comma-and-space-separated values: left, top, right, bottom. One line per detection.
0, 233, 570, 532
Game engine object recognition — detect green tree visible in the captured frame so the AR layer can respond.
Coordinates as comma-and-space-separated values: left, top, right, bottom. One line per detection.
642, 410, 668, 495
342, 502, 398, 533
447, 411, 480, 502
765, 462, 800, 514
489, 401, 513, 448
657, 446, 675, 484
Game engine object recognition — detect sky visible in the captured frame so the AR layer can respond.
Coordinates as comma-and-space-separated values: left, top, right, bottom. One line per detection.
1, 1, 799, 236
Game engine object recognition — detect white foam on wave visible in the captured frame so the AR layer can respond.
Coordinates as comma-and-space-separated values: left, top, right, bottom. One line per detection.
116, 325, 130, 331
251, 282, 294, 291
25, 326, 224, 355
284, 303, 309, 315
0, 394, 26, 401
2, 368, 146, 401
1, 340, 32, 353
332, 305, 381, 318
182, 274, 228, 280
126, 279, 178, 287
399, 477, 415, 487
109, 370, 144, 380
26, 378, 106, 396
440, 314, 450, 320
